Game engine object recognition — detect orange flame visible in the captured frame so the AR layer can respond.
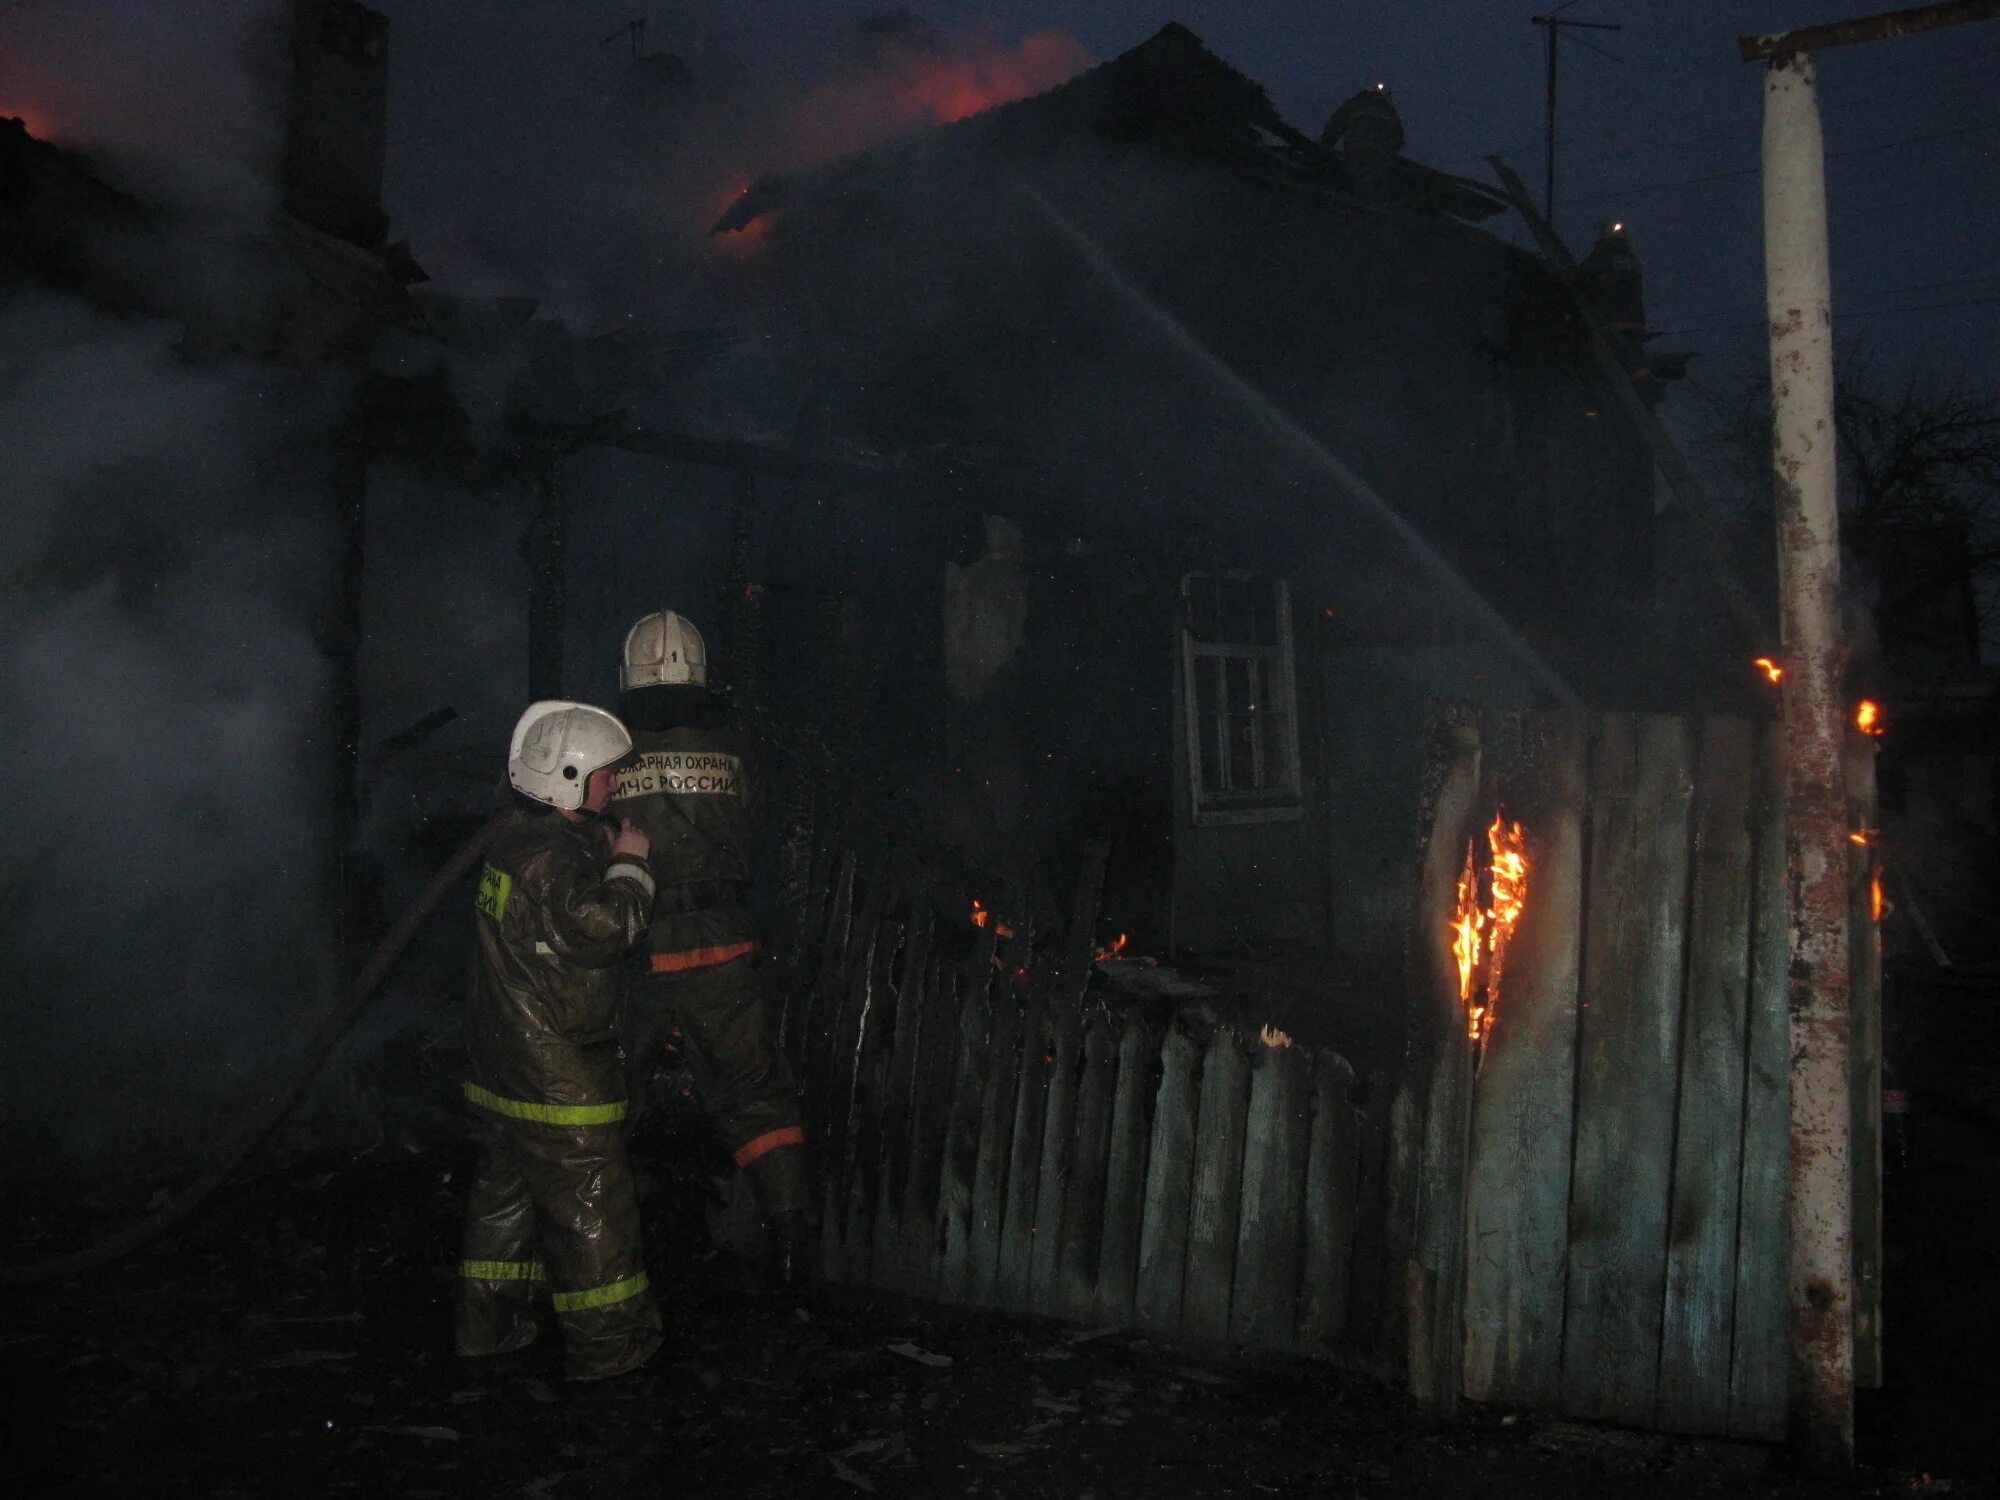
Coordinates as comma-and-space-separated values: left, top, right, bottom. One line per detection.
1855, 700, 1883, 735
1451, 840, 1483, 1010
1849, 829, 1877, 847
1449, 811, 1531, 1045
1754, 657, 1784, 684
1485, 813, 1529, 1016
970, 898, 1014, 939
1870, 868, 1886, 922
1092, 932, 1129, 962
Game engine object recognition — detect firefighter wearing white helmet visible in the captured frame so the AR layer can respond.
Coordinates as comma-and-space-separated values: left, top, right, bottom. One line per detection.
611, 611, 814, 1288
455, 700, 666, 1381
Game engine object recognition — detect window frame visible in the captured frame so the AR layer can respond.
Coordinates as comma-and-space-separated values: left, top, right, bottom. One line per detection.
1179, 574, 1304, 828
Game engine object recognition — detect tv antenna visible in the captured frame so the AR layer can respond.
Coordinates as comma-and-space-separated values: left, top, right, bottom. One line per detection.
1531, 4, 1623, 225
601, 18, 647, 62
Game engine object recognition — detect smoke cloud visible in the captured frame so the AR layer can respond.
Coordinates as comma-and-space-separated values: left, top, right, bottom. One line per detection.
0, 295, 341, 1179
0, 1, 288, 219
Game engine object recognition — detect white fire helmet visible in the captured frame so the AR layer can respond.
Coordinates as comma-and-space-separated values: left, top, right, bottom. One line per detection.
620, 610, 708, 691
507, 700, 634, 812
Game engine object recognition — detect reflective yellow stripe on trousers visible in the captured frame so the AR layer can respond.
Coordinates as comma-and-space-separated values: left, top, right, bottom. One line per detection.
460, 1259, 546, 1281
551, 1272, 650, 1313
462, 1080, 627, 1126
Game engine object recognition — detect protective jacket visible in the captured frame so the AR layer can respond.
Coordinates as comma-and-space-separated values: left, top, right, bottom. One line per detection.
464, 810, 657, 1114
611, 716, 810, 1228
456, 807, 663, 1382
611, 723, 763, 963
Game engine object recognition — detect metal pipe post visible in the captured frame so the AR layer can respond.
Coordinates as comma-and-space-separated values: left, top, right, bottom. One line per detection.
1760, 47, 1854, 1470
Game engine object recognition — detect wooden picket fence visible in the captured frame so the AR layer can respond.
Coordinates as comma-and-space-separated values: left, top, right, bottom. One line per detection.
1391, 708, 1881, 1442
715, 847, 1388, 1356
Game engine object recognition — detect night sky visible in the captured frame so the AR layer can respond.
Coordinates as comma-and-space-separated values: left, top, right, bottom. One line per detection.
371, 1, 1999, 413
3, 2, 1995, 440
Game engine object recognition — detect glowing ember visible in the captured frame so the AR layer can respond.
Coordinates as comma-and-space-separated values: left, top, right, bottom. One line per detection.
1754, 657, 1784, 684
1258, 1023, 1294, 1049
1092, 932, 1129, 963
969, 898, 1014, 939
1870, 868, 1886, 923
1855, 700, 1883, 735
1848, 829, 1877, 847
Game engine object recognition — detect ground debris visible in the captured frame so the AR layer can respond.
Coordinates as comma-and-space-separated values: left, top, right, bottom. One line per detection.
886, 1339, 952, 1368
361, 1424, 461, 1442
257, 1350, 358, 1369
826, 1455, 876, 1491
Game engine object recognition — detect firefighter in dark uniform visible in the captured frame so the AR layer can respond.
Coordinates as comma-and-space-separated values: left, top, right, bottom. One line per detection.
455, 700, 664, 1381
612, 610, 813, 1286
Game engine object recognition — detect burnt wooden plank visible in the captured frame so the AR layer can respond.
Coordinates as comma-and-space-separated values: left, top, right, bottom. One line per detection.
996, 997, 1052, 1311
1655, 717, 1759, 1433
1183, 1024, 1252, 1342
1344, 1066, 1391, 1358
1058, 1007, 1117, 1321
1300, 1051, 1361, 1351
795, 848, 857, 1095
1096, 1009, 1164, 1327
1729, 725, 1790, 1440
1846, 735, 1884, 1389
1231, 1037, 1310, 1350
1135, 1023, 1202, 1333
900, 946, 955, 1293
937, 969, 992, 1301
1391, 709, 1485, 1408
1029, 1000, 1085, 1307
873, 896, 934, 1280
1560, 713, 1696, 1426
1461, 711, 1587, 1409
968, 988, 1023, 1306
822, 866, 899, 1280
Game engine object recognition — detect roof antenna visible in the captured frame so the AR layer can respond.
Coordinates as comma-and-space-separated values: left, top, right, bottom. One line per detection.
600, 18, 646, 63
1530, 4, 1623, 226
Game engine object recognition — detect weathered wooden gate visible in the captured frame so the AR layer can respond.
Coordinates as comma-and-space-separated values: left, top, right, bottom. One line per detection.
1392, 709, 1882, 1441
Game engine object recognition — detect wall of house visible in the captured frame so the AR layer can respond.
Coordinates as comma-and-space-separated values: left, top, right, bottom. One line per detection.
1170, 592, 1331, 956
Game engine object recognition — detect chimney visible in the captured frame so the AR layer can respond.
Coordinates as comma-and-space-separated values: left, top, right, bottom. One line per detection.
281, 0, 389, 250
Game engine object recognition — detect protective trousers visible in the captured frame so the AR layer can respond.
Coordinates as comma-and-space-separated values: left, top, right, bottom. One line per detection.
455, 1115, 662, 1381
622, 953, 809, 1220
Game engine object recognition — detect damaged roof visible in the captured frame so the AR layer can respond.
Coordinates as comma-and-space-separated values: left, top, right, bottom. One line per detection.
713, 22, 1507, 236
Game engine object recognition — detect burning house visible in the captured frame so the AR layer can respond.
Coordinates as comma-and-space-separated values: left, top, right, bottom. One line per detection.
557, 23, 1693, 1047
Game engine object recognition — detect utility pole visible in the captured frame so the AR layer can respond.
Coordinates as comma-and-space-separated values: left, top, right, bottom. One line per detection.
1531, 5, 1621, 223
1739, 0, 2000, 1472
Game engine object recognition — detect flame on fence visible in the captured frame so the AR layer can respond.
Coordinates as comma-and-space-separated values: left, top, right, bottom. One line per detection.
969, 898, 1014, 939
1093, 932, 1129, 962
1855, 699, 1883, 735
1450, 810, 1531, 1046
1754, 656, 1784, 684
1258, 1024, 1294, 1049
1870, 867, 1886, 923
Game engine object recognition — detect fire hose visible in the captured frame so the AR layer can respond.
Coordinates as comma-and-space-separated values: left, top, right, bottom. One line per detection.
0, 812, 507, 1286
